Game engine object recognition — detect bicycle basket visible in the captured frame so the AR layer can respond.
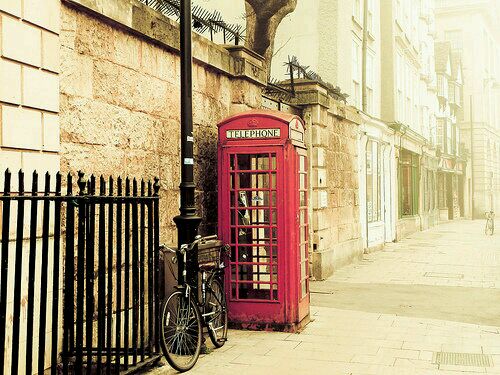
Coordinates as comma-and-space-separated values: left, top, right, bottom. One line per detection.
197, 240, 223, 269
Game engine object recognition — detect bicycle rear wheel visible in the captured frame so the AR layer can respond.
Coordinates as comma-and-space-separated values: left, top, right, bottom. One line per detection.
205, 278, 228, 348
160, 291, 202, 372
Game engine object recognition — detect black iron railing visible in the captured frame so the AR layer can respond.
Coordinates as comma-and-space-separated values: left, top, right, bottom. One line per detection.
141, 0, 244, 44
0, 169, 161, 374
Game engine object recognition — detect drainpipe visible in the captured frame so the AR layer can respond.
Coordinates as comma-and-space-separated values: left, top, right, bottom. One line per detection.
362, 133, 369, 249
174, 0, 201, 286
361, 0, 369, 112
470, 95, 475, 220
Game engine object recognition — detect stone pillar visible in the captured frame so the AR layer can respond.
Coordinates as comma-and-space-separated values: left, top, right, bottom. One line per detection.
0, 0, 60, 185
291, 80, 363, 280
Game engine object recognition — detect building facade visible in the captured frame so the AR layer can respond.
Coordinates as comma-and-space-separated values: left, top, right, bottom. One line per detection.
435, 0, 500, 218
434, 42, 467, 220
380, 0, 443, 239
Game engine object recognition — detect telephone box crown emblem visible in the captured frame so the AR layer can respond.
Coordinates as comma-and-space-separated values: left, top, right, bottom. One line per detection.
248, 119, 259, 127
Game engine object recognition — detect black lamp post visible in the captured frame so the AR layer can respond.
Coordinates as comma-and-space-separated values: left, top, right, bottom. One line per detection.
173, 0, 201, 285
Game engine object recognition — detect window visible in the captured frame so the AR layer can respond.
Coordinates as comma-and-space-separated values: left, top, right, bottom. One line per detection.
366, 52, 374, 114
367, 140, 382, 223
446, 121, 452, 154
436, 118, 445, 150
438, 174, 446, 208
367, 0, 374, 33
396, 53, 404, 122
437, 74, 447, 99
444, 30, 463, 51
399, 150, 419, 217
353, 0, 362, 22
396, 0, 402, 22
352, 39, 361, 108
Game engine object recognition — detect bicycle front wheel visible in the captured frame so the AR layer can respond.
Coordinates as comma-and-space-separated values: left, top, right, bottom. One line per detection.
160, 291, 202, 372
206, 278, 228, 348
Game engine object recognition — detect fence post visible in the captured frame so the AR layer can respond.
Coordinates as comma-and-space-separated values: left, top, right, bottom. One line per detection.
0, 169, 12, 375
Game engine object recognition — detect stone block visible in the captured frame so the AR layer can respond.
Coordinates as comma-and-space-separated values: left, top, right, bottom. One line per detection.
0, 150, 22, 183
92, 60, 174, 119
114, 31, 141, 69
313, 147, 325, 167
0, 58, 21, 104
102, 0, 132, 28
42, 112, 59, 151
312, 168, 327, 188
42, 30, 59, 72
22, 67, 59, 112
1, 105, 42, 150
23, 0, 60, 33
140, 41, 177, 83
22, 151, 60, 189
60, 49, 93, 98
74, 12, 115, 61
0, 0, 21, 17
1, 16, 41, 66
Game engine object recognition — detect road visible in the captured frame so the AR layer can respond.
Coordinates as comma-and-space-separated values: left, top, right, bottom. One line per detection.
153, 220, 500, 374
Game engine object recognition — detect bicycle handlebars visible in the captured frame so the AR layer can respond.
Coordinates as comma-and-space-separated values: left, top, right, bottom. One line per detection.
160, 234, 219, 254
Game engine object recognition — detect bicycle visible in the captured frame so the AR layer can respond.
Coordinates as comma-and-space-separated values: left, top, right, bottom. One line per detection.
485, 211, 495, 236
159, 235, 229, 372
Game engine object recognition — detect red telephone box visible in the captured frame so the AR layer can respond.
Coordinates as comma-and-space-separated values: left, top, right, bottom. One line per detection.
217, 109, 310, 331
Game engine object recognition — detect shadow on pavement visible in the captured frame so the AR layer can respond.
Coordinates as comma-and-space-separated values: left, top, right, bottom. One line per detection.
311, 281, 500, 327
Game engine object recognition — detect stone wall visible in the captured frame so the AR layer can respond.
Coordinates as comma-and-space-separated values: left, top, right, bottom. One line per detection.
0, 2, 62, 373
0, 0, 61, 189
59, 0, 266, 244
292, 81, 363, 280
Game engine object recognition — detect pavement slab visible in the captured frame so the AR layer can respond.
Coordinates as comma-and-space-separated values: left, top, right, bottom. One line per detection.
148, 220, 500, 374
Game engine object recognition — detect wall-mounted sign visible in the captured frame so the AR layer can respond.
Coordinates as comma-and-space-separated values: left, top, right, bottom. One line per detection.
227, 128, 281, 139
289, 118, 304, 143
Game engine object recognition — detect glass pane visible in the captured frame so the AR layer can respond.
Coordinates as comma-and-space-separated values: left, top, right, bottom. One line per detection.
300, 173, 306, 189
237, 245, 271, 263
230, 154, 236, 170
300, 155, 306, 171
272, 284, 278, 301
300, 191, 307, 207
231, 264, 237, 281
271, 265, 278, 282
239, 283, 271, 300
236, 154, 274, 171
249, 208, 269, 225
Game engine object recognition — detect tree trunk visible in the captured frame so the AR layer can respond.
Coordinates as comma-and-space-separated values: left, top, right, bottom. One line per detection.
245, 0, 297, 79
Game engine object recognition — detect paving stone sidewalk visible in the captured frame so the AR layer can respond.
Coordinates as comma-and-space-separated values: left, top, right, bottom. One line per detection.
150, 220, 500, 374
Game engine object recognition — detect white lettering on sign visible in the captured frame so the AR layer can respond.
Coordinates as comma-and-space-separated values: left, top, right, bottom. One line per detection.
226, 128, 281, 139
184, 158, 194, 165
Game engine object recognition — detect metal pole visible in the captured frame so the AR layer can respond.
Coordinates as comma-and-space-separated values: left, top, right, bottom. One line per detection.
361, 0, 369, 112
174, 0, 201, 286
470, 95, 475, 220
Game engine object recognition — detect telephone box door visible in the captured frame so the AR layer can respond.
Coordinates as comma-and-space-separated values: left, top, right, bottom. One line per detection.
221, 148, 285, 322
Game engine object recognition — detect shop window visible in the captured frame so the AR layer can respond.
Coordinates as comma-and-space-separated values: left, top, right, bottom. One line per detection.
399, 150, 419, 217
367, 140, 382, 222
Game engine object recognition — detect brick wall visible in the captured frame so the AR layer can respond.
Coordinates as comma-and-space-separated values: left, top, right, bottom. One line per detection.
0, 0, 60, 185
59, 0, 266, 244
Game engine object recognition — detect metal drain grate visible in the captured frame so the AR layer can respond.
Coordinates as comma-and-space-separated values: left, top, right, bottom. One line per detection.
432, 352, 493, 367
